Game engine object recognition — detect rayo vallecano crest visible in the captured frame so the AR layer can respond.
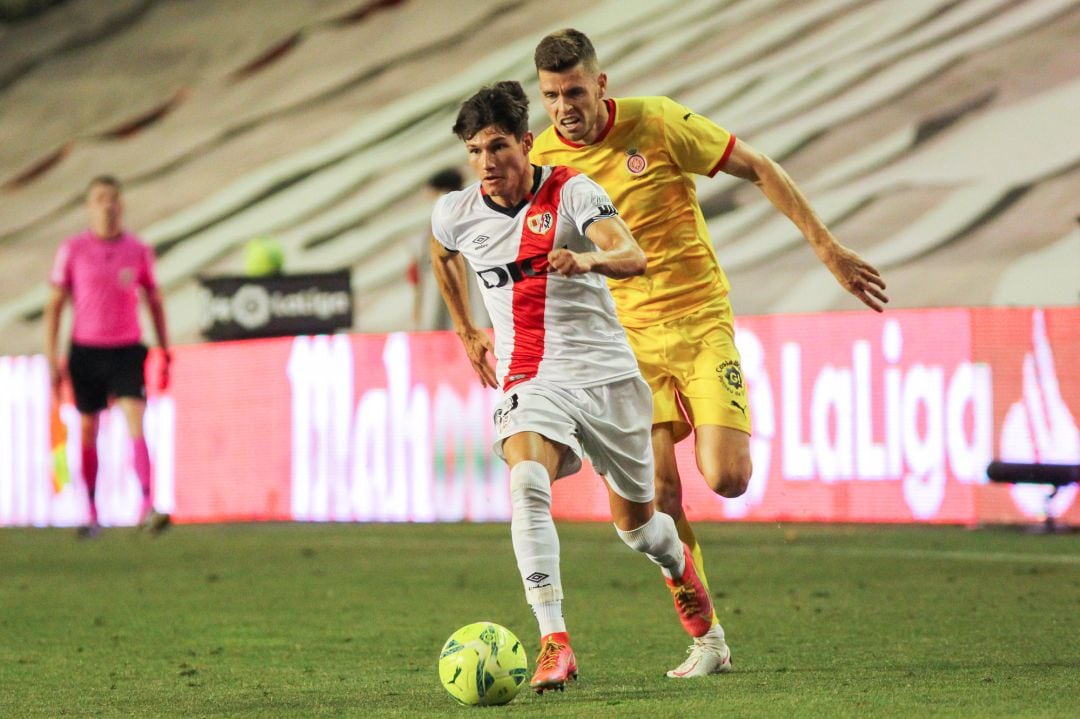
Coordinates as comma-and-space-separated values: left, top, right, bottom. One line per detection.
527, 211, 553, 234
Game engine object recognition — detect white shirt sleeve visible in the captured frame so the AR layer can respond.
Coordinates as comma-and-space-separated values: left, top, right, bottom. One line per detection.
562, 173, 620, 236
430, 193, 457, 252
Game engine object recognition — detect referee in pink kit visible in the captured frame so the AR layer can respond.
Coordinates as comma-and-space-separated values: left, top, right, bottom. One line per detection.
44, 175, 172, 538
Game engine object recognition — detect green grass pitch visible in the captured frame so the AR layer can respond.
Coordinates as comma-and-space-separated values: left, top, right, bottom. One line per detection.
1, 521, 1078, 717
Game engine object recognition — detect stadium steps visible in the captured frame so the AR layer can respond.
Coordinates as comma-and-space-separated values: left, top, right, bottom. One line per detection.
1, 0, 1078, 355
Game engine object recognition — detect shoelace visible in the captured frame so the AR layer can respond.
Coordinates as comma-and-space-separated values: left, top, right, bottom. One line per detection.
671, 585, 702, 614
537, 640, 566, 671
673, 644, 704, 672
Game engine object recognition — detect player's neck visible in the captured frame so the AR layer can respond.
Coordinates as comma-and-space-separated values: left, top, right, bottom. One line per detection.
489, 185, 528, 208
89, 224, 122, 241
582, 99, 610, 145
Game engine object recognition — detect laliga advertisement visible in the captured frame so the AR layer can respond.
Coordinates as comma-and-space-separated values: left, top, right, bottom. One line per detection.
0, 307, 1077, 527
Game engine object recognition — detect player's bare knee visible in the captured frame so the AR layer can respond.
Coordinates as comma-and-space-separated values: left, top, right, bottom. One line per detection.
705, 462, 751, 499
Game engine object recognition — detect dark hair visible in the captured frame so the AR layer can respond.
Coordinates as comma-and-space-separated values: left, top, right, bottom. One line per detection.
426, 167, 464, 193
86, 174, 122, 195
452, 81, 530, 141
534, 28, 598, 74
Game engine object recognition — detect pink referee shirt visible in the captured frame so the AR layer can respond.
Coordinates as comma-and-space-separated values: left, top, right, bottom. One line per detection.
49, 229, 158, 347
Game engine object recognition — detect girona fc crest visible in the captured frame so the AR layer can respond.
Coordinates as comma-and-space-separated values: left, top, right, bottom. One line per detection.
625, 147, 647, 174
527, 211, 553, 234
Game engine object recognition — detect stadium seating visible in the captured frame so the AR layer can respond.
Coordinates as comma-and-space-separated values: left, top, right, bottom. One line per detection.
1, 0, 1077, 356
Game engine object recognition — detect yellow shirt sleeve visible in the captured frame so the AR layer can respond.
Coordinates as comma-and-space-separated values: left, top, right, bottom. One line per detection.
660, 97, 736, 177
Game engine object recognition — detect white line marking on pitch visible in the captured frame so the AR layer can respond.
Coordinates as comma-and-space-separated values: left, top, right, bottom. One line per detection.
785, 546, 1080, 565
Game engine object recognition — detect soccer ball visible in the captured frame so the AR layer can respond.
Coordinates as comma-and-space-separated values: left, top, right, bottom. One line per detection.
438, 621, 528, 706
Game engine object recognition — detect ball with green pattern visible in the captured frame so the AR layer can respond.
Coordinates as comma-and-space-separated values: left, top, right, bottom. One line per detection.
438, 622, 528, 706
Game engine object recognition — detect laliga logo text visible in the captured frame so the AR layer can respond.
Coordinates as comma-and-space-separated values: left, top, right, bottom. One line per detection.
780, 320, 993, 520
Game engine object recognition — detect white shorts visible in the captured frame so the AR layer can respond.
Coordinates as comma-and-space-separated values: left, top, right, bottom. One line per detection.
492, 376, 655, 503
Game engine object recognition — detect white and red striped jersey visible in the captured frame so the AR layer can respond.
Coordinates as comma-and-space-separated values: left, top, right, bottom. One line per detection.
431, 165, 640, 391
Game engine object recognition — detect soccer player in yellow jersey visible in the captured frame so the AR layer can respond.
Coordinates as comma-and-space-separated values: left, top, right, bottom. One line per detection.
531, 29, 888, 678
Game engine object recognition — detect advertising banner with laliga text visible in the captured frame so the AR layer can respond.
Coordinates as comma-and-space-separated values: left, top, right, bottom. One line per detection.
0, 307, 1076, 527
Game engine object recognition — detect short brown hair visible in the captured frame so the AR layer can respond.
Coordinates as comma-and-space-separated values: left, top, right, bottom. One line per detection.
534, 28, 599, 74
86, 175, 122, 196
452, 81, 530, 141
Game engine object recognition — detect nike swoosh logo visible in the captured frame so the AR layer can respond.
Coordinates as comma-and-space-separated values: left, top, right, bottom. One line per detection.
672, 658, 700, 677
683, 112, 694, 121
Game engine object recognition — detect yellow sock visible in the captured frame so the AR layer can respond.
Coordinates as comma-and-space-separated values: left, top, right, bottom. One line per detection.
674, 515, 721, 628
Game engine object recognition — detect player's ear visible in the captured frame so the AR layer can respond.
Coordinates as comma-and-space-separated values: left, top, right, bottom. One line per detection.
521, 131, 534, 154
596, 72, 607, 98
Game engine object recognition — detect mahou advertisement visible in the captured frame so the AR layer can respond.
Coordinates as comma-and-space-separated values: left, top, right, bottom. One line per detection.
1, 307, 1077, 527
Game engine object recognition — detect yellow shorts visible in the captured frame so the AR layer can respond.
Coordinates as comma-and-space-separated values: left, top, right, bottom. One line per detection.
623, 298, 752, 443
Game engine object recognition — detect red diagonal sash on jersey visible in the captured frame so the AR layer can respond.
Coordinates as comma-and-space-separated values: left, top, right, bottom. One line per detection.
504, 166, 577, 390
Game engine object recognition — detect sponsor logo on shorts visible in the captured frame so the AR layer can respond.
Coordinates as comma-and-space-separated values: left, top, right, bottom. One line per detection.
716, 359, 746, 395
493, 393, 518, 431
625, 147, 647, 174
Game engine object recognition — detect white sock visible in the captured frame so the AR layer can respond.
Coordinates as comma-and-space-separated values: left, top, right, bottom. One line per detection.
510, 461, 565, 634
700, 624, 727, 646
532, 602, 565, 637
615, 511, 685, 580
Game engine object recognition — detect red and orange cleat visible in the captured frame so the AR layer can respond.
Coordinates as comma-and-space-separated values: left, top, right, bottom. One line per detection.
530, 632, 578, 694
665, 544, 715, 638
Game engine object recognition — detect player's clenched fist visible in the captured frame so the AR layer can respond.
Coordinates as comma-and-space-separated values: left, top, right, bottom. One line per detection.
548, 247, 594, 276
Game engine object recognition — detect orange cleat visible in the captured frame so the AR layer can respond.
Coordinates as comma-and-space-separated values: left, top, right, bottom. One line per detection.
530, 632, 578, 693
665, 544, 715, 638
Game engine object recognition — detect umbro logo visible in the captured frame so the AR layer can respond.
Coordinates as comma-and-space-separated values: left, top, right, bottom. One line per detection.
525, 572, 549, 585
471, 234, 490, 248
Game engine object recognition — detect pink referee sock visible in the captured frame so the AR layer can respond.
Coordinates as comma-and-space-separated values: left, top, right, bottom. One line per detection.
132, 437, 153, 512
81, 444, 99, 524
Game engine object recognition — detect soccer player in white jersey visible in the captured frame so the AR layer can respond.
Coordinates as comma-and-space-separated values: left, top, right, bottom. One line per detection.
430, 80, 718, 693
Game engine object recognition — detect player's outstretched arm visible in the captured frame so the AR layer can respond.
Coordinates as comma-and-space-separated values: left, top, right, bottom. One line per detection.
722, 139, 889, 312
430, 237, 497, 388
549, 216, 646, 279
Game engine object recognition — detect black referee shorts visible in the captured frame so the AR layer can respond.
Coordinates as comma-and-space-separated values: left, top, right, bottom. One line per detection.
67, 342, 149, 414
